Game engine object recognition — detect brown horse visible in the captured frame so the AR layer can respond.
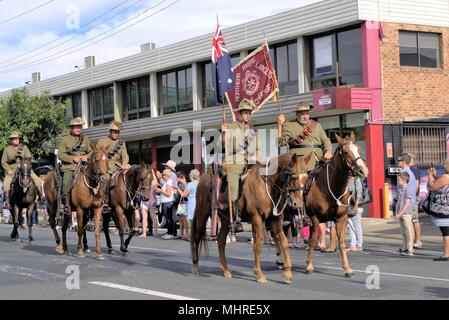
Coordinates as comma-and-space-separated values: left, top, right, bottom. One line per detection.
191, 153, 311, 283
304, 132, 369, 277
9, 158, 38, 243
103, 165, 156, 255
44, 147, 110, 260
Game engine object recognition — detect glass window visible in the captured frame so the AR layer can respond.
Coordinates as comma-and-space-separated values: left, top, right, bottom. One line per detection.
400, 31, 440, 68
311, 27, 362, 89
88, 85, 115, 126
271, 41, 299, 96
158, 66, 193, 115
122, 76, 151, 120
127, 141, 140, 165
72, 93, 82, 118
202, 62, 215, 108
230, 53, 240, 67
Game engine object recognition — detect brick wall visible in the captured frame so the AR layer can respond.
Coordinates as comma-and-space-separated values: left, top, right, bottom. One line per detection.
381, 23, 449, 123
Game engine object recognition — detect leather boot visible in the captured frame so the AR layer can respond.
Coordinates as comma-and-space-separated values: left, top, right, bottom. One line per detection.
233, 202, 244, 233
36, 186, 47, 207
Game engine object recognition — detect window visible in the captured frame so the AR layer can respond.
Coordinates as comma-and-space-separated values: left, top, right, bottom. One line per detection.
400, 31, 440, 68
158, 66, 193, 115
311, 27, 362, 89
55, 92, 82, 119
269, 41, 298, 96
122, 76, 151, 120
202, 53, 240, 108
127, 140, 153, 165
402, 125, 447, 164
88, 85, 114, 126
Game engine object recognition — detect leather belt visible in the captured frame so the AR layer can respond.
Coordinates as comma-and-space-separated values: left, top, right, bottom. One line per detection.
289, 144, 322, 149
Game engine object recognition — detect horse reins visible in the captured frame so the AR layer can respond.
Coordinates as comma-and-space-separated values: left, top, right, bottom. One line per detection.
123, 166, 150, 210
82, 152, 107, 196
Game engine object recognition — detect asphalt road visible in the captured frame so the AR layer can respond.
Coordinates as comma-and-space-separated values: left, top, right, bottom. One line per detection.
0, 223, 448, 300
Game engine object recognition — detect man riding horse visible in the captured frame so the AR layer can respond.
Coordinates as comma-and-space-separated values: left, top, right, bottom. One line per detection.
277, 101, 332, 171
221, 98, 260, 233
1, 131, 46, 209
58, 117, 93, 215
96, 120, 130, 209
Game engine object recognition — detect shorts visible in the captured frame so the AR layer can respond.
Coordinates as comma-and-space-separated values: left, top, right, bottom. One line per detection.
327, 221, 335, 228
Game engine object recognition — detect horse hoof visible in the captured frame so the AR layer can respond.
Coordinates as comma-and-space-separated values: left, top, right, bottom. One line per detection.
192, 269, 200, 276
306, 269, 314, 274
223, 271, 233, 278
108, 249, 116, 255
283, 277, 292, 284
122, 252, 129, 257
83, 248, 91, 253
55, 246, 64, 254
256, 277, 267, 284
77, 253, 85, 258
15, 238, 21, 243
64, 250, 72, 256
345, 272, 354, 278
96, 255, 105, 261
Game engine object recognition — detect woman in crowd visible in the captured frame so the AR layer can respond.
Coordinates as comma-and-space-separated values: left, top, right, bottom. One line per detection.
156, 169, 175, 239
427, 157, 449, 261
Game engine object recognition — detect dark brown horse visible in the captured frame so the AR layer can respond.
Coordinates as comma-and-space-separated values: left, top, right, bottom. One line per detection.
191, 153, 311, 283
103, 165, 156, 255
44, 147, 110, 260
304, 132, 369, 277
9, 158, 38, 243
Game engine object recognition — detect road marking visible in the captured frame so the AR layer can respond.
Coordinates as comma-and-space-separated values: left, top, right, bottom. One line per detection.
112, 245, 178, 253
89, 281, 198, 300
315, 265, 449, 283
0, 265, 65, 282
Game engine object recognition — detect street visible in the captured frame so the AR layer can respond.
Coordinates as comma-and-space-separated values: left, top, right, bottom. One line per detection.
0, 216, 448, 300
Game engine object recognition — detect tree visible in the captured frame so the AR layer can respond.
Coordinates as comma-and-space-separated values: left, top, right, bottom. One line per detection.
0, 89, 67, 160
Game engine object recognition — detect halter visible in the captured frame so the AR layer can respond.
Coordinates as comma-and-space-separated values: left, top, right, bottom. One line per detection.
123, 166, 151, 210
264, 159, 306, 216
336, 141, 366, 177
82, 152, 108, 196
17, 159, 32, 193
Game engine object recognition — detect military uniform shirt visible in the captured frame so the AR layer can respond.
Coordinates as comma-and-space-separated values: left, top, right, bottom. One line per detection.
1, 144, 32, 172
58, 133, 93, 172
96, 136, 129, 174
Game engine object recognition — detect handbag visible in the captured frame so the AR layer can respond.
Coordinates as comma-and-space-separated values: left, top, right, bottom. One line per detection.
421, 192, 432, 214
357, 178, 372, 205
176, 197, 187, 216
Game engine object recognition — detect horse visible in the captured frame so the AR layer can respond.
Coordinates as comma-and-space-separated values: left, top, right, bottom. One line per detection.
191, 152, 311, 283
304, 132, 369, 277
102, 164, 156, 255
9, 157, 38, 243
43, 146, 110, 260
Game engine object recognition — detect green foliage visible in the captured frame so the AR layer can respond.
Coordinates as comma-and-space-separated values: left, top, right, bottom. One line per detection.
0, 89, 66, 159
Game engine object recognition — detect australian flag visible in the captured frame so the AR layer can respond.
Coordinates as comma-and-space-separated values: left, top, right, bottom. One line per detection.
211, 24, 235, 105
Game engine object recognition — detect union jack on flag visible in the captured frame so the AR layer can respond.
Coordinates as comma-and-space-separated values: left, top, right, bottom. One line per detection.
211, 24, 234, 105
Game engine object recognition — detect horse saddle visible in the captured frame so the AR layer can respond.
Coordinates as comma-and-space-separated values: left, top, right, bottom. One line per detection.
109, 169, 122, 189
211, 175, 244, 211
303, 158, 328, 201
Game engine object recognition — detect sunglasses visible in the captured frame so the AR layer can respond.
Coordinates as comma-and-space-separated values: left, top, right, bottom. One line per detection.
397, 159, 403, 162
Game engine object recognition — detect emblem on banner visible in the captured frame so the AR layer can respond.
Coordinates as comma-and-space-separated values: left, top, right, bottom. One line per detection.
243, 70, 261, 96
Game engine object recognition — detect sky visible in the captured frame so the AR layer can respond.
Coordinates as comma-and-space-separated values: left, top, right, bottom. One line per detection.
0, 0, 320, 92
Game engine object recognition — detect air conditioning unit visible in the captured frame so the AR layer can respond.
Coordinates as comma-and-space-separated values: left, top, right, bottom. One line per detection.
84, 56, 96, 68
141, 42, 157, 53
32, 72, 42, 83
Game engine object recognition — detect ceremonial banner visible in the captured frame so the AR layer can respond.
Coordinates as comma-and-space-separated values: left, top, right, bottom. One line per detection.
226, 42, 279, 121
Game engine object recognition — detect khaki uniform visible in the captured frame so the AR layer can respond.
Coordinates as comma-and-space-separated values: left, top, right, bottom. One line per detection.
96, 137, 129, 175
1, 144, 42, 194
223, 121, 259, 202
58, 133, 93, 195
279, 120, 332, 172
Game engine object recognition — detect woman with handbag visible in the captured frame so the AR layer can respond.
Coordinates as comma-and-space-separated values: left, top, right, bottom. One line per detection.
427, 158, 449, 261
347, 176, 364, 252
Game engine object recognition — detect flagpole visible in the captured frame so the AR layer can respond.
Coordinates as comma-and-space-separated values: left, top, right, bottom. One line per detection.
221, 94, 235, 237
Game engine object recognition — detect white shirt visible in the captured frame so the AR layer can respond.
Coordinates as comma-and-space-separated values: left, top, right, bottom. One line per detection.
160, 180, 174, 203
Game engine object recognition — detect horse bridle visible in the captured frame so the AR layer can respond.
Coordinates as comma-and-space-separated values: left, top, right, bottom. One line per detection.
82, 152, 109, 194
17, 159, 32, 192
337, 141, 366, 177
123, 166, 151, 209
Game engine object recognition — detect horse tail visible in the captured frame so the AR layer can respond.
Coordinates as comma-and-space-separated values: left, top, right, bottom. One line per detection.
190, 171, 212, 268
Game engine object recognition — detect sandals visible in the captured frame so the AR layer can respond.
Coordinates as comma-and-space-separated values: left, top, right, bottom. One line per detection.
321, 248, 336, 253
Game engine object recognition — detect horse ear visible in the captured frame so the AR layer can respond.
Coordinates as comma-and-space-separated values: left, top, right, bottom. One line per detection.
350, 131, 356, 142
291, 153, 298, 163
335, 132, 343, 144
304, 152, 313, 166
91, 143, 97, 151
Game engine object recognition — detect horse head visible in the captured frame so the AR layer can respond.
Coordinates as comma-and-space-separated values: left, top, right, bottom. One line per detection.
89, 145, 110, 185
18, 157, 32, 190
136, 163, 152, 202
335, 132, 369, 179
284, 153, 311, 210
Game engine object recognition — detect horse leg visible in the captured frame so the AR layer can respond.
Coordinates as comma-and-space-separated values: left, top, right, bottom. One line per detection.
93, 206, 104, 260
114, 207, 128, 254
336, 215, 353, 277
10, 205, 20, 242
61, 212, 71, 255
306, 216, 320, 274
27, 204, 35, 242
103, 210, 114, 254
124, 209, 137, 253
270, 218, 293, 284
217, 214, 232, 278
191, 205, 210, 275
48, 202, 63, 253
251, 213, 267, 283
76, 208, 85, 258
272, 229, 285, 269
82, 211, 90, 253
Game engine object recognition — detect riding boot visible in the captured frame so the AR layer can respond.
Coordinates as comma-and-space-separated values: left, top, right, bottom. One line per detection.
233, 202, 244, 233
62, 194, 71, 216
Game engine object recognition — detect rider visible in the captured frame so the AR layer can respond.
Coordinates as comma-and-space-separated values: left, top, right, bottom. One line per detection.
222, 98, 260, 233
57, 117, 93, 215
1, 131, 46, 209
277, 101, 332, 172
96, 120, 130, 209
